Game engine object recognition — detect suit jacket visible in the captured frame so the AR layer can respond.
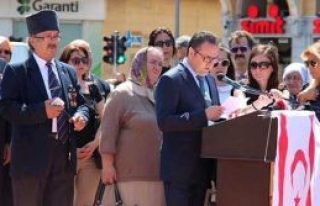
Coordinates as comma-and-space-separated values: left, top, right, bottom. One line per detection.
0, 58, 7, 159
0, 52, 89, 177
155, 62, 220, 185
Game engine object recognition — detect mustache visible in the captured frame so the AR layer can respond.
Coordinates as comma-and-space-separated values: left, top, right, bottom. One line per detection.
235, 54, 245, 59
48, 44, 57, 49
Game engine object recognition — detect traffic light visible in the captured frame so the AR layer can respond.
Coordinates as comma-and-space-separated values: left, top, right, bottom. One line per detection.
103, 36, 115, 64
116, 36, 127, 64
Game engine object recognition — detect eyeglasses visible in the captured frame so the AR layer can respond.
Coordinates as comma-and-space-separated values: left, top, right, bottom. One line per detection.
0, 49, 11, 55
154, 39, 173, 48
304, 60, 317, 68
70, 57, 89, 65
33, 35, 61, 41
250, 61, 271, 70
194, 50, 218, 64
213, 59, 230, 68
230, 46, 248, 53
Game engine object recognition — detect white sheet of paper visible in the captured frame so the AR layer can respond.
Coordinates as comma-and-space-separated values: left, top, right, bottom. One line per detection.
221, 96, 247, 119
51, 97, 65, 106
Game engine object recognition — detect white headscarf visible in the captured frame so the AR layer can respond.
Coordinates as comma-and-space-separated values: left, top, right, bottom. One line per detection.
283, 63, 310, 86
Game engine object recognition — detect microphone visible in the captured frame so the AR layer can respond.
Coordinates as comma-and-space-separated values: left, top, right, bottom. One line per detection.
217, 73, 242, 90
217, 73, 269, 96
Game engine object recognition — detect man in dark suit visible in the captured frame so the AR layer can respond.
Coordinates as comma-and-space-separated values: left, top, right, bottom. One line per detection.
0, 57, 13, 206
155, 31, 224, 206
0, 10, 89, 206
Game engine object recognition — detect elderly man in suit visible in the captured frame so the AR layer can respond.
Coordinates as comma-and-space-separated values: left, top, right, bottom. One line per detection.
0, 10, 89, 206
155, 31, 224, 206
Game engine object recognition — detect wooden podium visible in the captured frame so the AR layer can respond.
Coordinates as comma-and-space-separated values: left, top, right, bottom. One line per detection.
201, 111, 278, 206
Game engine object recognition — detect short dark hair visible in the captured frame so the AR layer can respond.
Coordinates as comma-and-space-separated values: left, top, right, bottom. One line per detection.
228, 30, 256, 49
188, 31, 218, 51
148, 27, 176, 56
59, 44, 90, 63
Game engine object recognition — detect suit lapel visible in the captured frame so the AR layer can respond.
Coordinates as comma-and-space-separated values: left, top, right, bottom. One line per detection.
27, 55, 48, 100
179, 64, 206, 107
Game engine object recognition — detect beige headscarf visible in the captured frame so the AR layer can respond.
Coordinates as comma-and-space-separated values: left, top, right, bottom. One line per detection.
127, 47, 158, 103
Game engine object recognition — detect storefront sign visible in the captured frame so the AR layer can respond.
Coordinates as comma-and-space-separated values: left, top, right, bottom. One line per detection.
0, 0, 104, 20
18, 0, 79, 14
240, 4, 284, 34
313, 19, 320, 33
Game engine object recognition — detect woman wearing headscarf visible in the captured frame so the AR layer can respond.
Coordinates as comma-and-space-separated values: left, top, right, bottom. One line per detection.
100, 47, 165, 206
282, 63, 310, 108
0, 36, 13, 206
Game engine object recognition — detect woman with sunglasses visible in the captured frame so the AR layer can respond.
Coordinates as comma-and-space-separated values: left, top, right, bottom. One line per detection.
297, 41, 320, 120
0, 36, 13, 206
148, 27, 176, 75
209, 44, 245, 104
0, 37, 12, 63
237, 43, 285, 114
59, 44, 105, 206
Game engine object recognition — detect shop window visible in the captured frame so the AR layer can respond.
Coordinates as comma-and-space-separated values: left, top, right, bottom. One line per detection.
271, 0, 289, 17
240, 0, 289, 17
317, 0, 320, 16
240, 0, 267, 17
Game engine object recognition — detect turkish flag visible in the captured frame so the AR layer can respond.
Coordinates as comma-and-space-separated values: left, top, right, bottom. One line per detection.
271, 111, 320, 206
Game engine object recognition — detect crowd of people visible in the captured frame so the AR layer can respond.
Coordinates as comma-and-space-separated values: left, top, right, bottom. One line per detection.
0, 9, 319, 206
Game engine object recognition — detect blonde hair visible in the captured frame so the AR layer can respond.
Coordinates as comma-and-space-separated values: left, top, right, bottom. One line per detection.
0, 36, 12, 52
301, 41, 320, 61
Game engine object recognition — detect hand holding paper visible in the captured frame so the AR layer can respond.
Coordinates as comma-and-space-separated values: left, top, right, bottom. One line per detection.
221, 96, 247, 119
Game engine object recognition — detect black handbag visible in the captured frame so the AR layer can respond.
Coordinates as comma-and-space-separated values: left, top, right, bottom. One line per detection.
93, 179, 123, 206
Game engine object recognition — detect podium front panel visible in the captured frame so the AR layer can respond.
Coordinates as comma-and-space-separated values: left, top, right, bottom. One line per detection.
217, 160, 271, 206
201, 112, 278, 161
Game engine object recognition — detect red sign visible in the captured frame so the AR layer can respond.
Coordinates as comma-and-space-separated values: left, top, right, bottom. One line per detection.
313, 19, 320, 33
240, 4, 284, 34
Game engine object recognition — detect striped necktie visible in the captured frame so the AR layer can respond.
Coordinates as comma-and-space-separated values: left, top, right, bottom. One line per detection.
47, 62, 69, 144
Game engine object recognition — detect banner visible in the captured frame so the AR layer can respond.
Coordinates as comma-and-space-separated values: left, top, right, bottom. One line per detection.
272, 111, 320, 206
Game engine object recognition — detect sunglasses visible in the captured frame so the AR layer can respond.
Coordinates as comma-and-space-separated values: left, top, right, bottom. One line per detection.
0, 49, 11, 55
304, 60, 317, 68
250, 61, 271, 70
213, 59, 230, 68
154, 39, 173, 48
230, 46, 248, 53
70, 57, 89, 65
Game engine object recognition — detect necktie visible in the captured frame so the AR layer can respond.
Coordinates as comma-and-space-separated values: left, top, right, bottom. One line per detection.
197, 75, 211, 107
47, 62, 69, 144
197, 75, 206, 98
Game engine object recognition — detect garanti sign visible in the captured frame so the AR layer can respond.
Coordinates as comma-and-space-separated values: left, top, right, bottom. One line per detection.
17, 0, 79, 15
240, 4, 284, 34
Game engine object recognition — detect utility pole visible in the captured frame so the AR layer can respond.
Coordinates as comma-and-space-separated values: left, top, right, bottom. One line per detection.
113, 31, 120, 75
175, 0, 180, 38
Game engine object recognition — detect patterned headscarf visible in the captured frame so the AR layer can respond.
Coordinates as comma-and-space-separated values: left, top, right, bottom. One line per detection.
129, 47, 153, 89
128, 47, 160, 103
